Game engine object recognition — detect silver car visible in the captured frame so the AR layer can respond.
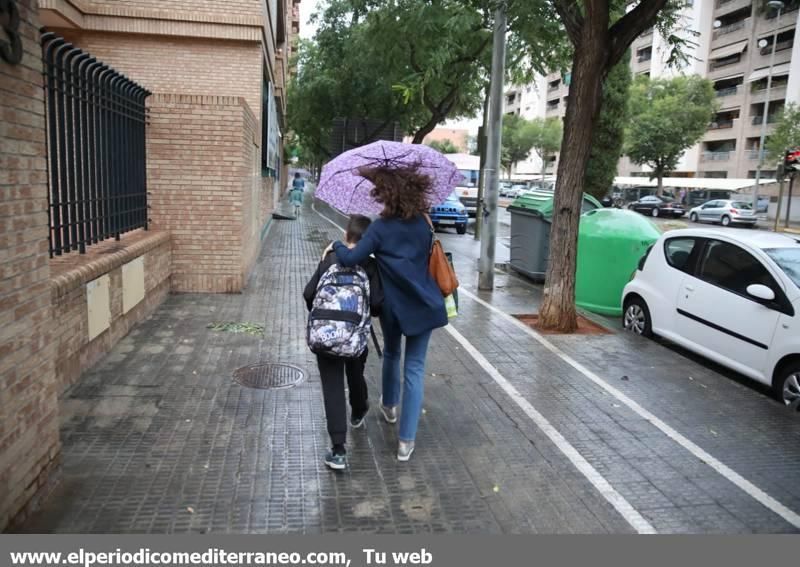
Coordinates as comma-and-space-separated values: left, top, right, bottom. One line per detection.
688, 199, 758, 227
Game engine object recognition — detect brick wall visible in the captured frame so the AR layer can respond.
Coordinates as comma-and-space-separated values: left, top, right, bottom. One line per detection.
57, 31, 263, 118
89, 0, 262, 18
0, 0, 61, 531
147, 94, 269, 293
50, 231, 172, 392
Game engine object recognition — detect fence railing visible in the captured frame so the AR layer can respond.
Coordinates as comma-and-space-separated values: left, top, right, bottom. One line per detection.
715, 85, 739, 97
41, 32, 150, 256
701, 151, 733, 161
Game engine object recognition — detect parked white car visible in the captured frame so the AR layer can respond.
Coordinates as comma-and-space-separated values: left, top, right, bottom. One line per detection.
622, 228, 800, 407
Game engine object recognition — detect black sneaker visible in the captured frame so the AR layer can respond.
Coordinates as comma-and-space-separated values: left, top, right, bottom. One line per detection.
350, 406, 369, 429
324, 450, 346, 471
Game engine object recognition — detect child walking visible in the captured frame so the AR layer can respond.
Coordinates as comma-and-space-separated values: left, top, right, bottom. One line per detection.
303, 215, 383, 470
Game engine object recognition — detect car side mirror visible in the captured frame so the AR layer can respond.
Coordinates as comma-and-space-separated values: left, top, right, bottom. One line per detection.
747, 284, 776, 302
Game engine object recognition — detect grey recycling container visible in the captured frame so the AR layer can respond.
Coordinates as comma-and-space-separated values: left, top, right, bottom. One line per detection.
508, 190, 601, 281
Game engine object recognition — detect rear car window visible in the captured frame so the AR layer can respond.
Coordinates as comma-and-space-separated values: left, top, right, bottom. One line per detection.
664, 237, 697, 272
731, 201, 753, 210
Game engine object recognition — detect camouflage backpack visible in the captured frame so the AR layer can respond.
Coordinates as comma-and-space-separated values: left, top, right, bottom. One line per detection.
306, 263, 371, 358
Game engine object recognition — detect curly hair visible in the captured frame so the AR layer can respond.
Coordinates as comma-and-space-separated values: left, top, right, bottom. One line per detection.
358, 165, 433, 220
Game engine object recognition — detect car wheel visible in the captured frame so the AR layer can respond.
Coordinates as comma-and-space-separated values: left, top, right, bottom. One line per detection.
774, 363, 800, 409
623, 297, 653, 338
689, 212, 698, 222
721, 215, 731, 227
456, 224, 467, 235
651, 208, 660, 218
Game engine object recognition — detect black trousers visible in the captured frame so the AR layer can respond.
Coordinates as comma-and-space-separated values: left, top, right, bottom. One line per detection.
317, 350, 369, 446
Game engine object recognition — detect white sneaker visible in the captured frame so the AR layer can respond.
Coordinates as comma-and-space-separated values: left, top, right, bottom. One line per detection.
379, 396, 397, 424
397, 440, 415, 462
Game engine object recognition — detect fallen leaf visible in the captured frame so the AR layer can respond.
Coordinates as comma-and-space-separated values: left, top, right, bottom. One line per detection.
492, 485, 500, 493
187, 507, 195, 514
710, 429, 718, 436
185, 419, 191, 423
613, 404, 621, 408
422, 408, 427, 415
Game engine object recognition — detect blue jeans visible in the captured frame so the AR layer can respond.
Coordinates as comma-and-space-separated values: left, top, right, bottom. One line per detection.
380, 311, 433, 442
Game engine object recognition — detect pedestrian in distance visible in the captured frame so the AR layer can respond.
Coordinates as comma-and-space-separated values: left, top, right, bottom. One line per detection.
292, 172, 306, 191
326, 165, 448, 462
290, 185, 304, 217
304, 215, 383, 471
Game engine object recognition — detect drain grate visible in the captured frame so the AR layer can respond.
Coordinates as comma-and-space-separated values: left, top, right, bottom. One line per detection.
233, 363, 306, 390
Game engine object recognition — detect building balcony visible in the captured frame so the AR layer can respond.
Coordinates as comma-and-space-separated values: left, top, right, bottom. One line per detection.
749, 84, 787, 103
754, 42, 795, 68
706, 118, 741, 141
750, 114, 780, 125
757, 8, 800, 34
708, 57, 747, 79
701, 151, 734, 161
715, 0, 753, 17
712, 18, 752, 45
745, 149, 768, 160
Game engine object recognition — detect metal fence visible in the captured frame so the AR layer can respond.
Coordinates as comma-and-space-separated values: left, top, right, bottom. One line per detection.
41, 32, 150, 256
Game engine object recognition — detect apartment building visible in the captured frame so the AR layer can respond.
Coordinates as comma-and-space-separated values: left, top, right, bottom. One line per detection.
510, 0, 800, 180
503, 80, 547, 176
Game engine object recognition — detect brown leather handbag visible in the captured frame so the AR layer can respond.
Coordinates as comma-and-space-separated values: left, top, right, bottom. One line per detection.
424, 215, 459, 296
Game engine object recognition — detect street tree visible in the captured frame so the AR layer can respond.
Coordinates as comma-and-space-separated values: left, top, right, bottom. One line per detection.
529, 117, 563, 180
427, 139, 461, 154
513, 0, 689, 332
501, 114, 539, 176
584, 51, 632, 200
766, 103, 800, 163
625, 75, 716, 195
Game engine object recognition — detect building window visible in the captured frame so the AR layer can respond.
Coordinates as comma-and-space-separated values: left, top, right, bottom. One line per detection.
262, 72, 279, 177
637, 46, 652, 62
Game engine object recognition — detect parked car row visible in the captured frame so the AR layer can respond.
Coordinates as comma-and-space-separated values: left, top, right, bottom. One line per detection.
623, 228, 800, 408
628, 195, 686, 218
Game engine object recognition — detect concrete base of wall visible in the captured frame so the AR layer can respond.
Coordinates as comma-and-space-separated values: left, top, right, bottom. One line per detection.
50, 230, 172, 392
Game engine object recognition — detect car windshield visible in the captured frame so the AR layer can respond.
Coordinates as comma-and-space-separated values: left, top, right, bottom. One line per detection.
731, 201, 753, 210
764, 247, 800, 289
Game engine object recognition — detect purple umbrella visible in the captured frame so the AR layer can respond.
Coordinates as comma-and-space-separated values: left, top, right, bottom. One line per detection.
315, 140, 462, 215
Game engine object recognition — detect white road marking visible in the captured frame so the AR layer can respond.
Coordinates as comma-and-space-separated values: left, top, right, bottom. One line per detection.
313, 201, 800, 530
313, 205, 653, 532
445, 323, 656, 534
457, 287, 800, 529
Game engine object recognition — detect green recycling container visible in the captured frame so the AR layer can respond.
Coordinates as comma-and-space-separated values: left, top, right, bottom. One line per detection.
508, 190, 602, 280
575, 208, 661, 316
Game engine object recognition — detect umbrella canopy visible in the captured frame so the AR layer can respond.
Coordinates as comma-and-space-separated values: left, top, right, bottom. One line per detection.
315, 140, 462, 215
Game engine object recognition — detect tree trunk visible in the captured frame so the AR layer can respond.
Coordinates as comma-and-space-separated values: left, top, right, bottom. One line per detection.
541, 154, 547, 181
537, 29, 609, 333
656, 171, 663, 197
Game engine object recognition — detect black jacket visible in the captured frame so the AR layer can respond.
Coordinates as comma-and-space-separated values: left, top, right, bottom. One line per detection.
303, 251, 383, 317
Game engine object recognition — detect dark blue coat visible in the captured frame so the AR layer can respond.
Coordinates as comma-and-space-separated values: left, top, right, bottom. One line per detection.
333, 216, 447, 337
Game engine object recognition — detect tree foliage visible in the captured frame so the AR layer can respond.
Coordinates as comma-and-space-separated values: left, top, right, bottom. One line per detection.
500, 114, 535, 175
766, 103, 800, 163
427, 139, 461, 154
625, 75, 716, 193
528, 117, 563, 178
583, 50, 632, 200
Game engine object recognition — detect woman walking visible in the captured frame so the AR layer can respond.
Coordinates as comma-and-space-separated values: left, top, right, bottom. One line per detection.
330, 165, 447, 461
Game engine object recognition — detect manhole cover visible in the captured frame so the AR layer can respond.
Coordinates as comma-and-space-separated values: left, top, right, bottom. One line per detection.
233, 363, 305, 390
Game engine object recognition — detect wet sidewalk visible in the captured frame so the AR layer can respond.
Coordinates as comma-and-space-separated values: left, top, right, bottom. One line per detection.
17, 196, 800, 534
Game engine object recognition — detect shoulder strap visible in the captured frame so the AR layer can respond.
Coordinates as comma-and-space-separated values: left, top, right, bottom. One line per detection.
422, 214, 435, 254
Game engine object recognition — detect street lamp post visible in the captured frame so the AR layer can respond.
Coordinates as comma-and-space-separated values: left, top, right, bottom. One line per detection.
478, 2, 507, 291
752, 0, 784, 210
